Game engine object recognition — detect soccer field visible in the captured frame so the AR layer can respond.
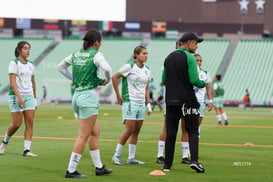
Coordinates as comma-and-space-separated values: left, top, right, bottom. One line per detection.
0, 103, 273, 182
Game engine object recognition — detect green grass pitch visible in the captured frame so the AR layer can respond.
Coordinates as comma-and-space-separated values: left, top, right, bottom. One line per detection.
0, 103, 273, 182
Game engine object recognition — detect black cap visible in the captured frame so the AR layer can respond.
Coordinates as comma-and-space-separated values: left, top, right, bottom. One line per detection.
179, 32, 203, 43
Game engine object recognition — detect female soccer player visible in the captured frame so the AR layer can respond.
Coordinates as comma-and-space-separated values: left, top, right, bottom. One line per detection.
0, 41, 38, 157
112, 45, 152, 165
57, 29, 112, 178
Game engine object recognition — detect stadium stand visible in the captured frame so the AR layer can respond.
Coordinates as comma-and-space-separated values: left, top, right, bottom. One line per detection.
196, 39, 230, 78
1, 37, 272, 106
146, 39, 175, 86
223, 39, 273, 105
34, 38, 142, 102
146, 38, 230, 99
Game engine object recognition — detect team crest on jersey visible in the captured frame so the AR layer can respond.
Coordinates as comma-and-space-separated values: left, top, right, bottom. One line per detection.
145, 71, 148, 75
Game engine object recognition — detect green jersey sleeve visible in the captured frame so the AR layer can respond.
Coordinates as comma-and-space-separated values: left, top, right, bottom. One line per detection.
187, 54, 206, 88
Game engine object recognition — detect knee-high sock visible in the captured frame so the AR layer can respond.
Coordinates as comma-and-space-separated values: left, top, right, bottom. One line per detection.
222, 112, 228, 120
157, 140, 165, 157
217, 115, 222, 123
114, 143, 124, 157
128, 144, 136, 159
67, 152, 82, 173
3, 133, 11, 143
90, 149, 103, 168
24, 140, 32, 151
181, 142, 190, 158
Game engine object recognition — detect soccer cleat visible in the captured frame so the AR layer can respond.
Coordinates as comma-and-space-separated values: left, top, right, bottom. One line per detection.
127, 158, 145, 165
65, 170, 87, 178
0, 141, 8, 155
22, 150, 38, 157
112, 155, 123, 165
156, 156, 165, 164
190, 163, 205, 173
181, 157, 191, 164
95, 165, 113, 176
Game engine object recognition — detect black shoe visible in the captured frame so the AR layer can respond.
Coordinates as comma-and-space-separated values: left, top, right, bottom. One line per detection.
224, 120, 229, 125
162, 164, 171, 172
65, 170, 87, 178
156, 156, 165, 164
190, 163, 205, 173
95, 165, 112, 176
181, 157, 190, 164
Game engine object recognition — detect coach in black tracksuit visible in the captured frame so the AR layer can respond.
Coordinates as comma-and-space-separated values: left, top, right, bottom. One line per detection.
162, 32, 206, 173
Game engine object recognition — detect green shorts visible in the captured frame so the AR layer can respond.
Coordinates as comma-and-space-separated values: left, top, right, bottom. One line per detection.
199, 102, 205, 117
213, 96, 224, 108
8, 94, 35, 112
72, 90, 99, 119
122, 102, 146, 123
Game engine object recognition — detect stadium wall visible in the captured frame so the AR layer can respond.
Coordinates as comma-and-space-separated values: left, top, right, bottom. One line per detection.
1, 0, 272, 37
126, 0, 272, 35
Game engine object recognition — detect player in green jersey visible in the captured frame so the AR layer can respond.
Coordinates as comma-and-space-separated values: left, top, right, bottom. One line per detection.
57, 29, 112, 178
213, 74, 228, 125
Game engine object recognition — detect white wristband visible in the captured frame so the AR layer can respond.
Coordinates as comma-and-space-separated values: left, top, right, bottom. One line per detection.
146, 103, 152, 112
209, 100, 213, 103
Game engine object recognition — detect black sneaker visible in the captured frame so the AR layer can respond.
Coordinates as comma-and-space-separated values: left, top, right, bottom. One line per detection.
156, 156, 165, 164
65, 170, 87, 178
162, 165, 171, 172
95, 165, 112, 176
181, 157, 190, 164
224, 120, 229, 125
190, 163, 205, 173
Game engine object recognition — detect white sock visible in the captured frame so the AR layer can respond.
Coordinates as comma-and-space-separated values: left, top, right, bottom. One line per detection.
182, 142, 190, 158
3, 133, 11, 143
222, 112, 228, 120
217, 115, 222, 122
67, 152, 82, 173
90, 149, 103, 168
128, 144, 136, 160
157, 140, 165, 157
114, 143, 124, 157
24, 140, 31, 151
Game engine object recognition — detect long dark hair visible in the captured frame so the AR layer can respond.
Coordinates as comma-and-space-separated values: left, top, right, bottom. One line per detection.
216, 74, 222, 81
133, 45, 146, 59
82, 29, 102, 50
14, 41, 31, 57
